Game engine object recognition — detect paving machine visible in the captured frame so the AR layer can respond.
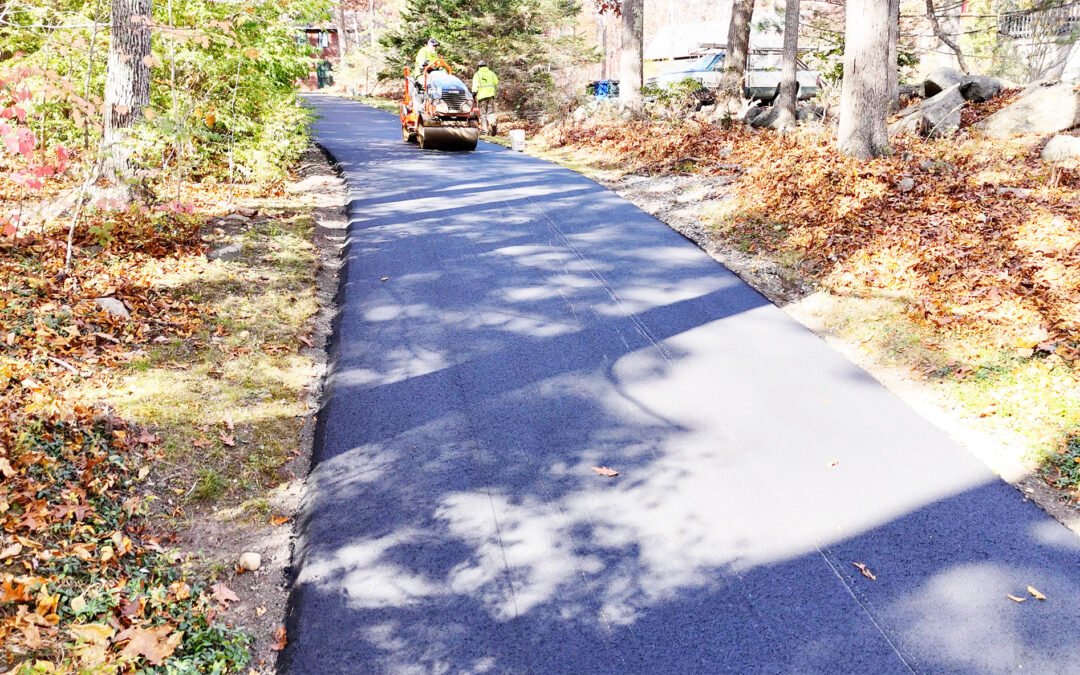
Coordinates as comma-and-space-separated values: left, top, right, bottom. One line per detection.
401, 59, 480, 151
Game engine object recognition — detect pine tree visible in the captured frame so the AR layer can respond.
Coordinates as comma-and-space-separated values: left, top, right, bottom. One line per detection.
380, 0, 594, 114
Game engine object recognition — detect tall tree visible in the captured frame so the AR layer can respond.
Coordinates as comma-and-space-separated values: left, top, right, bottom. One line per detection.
718, 0, 754, 104
838, 0, 890, 158
101, 0, 152, 184
772, 0, 800, 129
619, 0, 643, 112
888, 0, 900, 111
380, 0, 592, 114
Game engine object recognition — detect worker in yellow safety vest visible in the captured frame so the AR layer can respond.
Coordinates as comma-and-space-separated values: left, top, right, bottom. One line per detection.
415, 38, 440, 73
471, 61, 499, 135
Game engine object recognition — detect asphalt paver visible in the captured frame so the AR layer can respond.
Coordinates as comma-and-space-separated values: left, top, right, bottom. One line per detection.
282, 96, 1080, 673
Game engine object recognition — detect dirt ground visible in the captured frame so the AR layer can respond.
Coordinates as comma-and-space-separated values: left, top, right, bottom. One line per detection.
173, 145, 348, 672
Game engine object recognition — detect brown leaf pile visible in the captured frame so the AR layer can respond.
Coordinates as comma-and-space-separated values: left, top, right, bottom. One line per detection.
539, 116, 1080, 358
0, 200, 253, 670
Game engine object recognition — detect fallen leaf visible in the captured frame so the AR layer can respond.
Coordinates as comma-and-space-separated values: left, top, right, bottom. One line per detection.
853, 562, 877, 580
255, 605, 267, 617
219, 433, 236, 447
270, 515, 289, 526
70, 595, 87, 614
1027, 585, 1046, 600
212, 582, 240, 605
0, 458, 13, 477
270, 625, 287, 651
119, 625, 183, 666
1007, 594, 1026, 603
70, 623, 114, 644
297, 335, 313, 348
138, 466, 150, 480
137, 430, 158, 444
0, 542, 21, 560
170, 581, 191, 601
591, 466, 619, 477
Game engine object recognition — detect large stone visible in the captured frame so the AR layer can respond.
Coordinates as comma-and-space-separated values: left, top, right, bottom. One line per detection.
889, 84, 965, 139
208, 243, 243, 261
238, 551, 262, 572
747, 106, 780, 129
1041, 134, 1080, 161
959, 75, 1003, 103
976, 81, 1080, 137
94, 297, 130, 319
923, 67, 965, 97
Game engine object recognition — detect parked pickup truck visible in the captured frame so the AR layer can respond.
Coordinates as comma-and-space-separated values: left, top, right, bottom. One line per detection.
646, 49, 821, 102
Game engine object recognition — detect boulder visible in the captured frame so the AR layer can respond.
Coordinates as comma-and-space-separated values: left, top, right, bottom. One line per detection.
208, 243, 243, 261
1041, 134, 1080, 161
94, 297, 130, 320
899, 177, 916, 193
899, 83, 923, 100
959, 75, 1003, 103
889, 84, 965, 139
796, 105, 825, 122
747, 106, 780, 128
923, 68, 965, 98
976, 81, 1080, 137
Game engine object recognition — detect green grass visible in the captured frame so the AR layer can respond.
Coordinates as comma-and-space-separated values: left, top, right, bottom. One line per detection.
73, 210, 319, 506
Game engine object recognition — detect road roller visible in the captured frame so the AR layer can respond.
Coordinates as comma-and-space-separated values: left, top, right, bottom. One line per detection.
400, 59, 481, 151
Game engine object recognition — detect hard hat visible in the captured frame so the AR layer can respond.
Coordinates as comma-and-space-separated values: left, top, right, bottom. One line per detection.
428, 38, 439, 46
478, 60, 487, 67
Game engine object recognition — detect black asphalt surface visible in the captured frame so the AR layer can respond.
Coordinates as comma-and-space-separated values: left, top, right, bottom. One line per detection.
283, 95, 1080, 673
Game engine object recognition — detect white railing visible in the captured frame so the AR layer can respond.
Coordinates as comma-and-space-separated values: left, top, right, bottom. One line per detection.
1000, 2, 1080, 39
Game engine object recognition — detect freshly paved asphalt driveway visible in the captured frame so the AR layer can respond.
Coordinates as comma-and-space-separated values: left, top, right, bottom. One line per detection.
282, 95, 1080, 673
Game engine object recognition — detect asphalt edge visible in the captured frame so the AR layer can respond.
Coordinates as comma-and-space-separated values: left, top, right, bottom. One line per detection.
277, 140, 353, 674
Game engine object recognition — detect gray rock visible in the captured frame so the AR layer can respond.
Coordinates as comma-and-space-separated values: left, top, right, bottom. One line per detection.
742, 106, 769, 125
221, 213, 251, 225
959, 75, 1003, 103
796, 105, 825, 122
889, 84, 965, 139
923, 67, 965, 97
94, 297, 130, 319
977, 81, 1080, 137
1041, 134, 1080, 161
997, 187, 1032, 198
899, 177, 916, 192
747, 106, 780, 128
900, 83, 923, 100
238, 551, 262, 572
208, 243, 243, 261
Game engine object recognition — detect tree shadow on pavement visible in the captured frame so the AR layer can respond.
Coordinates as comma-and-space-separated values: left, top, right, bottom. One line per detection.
281, 99, 1080, 674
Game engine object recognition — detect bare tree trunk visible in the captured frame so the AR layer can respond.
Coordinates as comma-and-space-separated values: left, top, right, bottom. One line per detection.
619, 0, 643, 112
926, 0, 968, 73
838, 0, 890, 158
772, 0, 800, 129
600, 12, 608, 80
337, 4, 349, 58
102, 0, 152, 188
719, 0, 754, 102
888, 0, 900, 111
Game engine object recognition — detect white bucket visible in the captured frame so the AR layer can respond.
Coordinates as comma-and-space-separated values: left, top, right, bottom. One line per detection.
509, 129, 526, 152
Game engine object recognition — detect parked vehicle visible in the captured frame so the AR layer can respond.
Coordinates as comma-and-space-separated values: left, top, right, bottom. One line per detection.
645, 49, 821, 102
